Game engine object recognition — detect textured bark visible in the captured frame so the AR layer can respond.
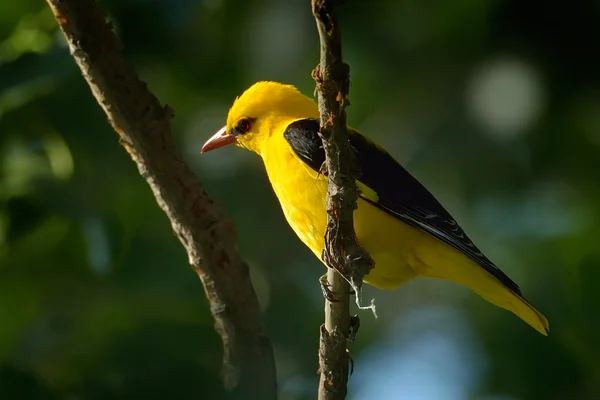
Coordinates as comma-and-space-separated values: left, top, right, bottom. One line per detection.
312, 0, 375, 399
44, 1, 277, 398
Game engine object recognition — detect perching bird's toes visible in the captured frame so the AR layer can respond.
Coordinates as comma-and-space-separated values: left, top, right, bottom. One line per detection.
318, 161, 329, 177
320, 274, 341, 302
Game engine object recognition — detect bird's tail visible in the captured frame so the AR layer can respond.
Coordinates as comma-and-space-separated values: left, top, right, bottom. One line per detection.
418, 249, 549, 335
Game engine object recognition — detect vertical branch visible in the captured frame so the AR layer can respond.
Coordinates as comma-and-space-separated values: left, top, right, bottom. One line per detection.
312, 0, 375, 399
44, 0, 277, 398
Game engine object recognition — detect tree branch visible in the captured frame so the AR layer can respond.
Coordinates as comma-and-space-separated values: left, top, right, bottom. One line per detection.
311, 0, 375, 399
44, 1, 277, 398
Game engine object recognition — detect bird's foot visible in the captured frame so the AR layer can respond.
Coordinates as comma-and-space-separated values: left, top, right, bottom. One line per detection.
320, 274, 341, 302
319, 272, 355, 300
318, 161, 329, 177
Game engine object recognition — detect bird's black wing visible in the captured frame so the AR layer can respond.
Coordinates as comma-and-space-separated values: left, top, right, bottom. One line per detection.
283, 118, 521, 295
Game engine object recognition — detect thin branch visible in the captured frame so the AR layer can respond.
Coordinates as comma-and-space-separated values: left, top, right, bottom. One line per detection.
44, 1, 277, 398
312, 0, 375, 399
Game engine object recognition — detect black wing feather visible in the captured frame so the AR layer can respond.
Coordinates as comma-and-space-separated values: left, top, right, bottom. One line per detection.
283, 118, 521, 296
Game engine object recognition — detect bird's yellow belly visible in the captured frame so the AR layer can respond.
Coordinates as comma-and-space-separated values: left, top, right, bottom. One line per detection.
266, 159, 424, 290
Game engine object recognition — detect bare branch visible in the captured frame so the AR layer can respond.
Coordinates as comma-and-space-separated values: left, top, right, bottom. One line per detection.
312, 0, 375, 398
44, 1, 277, 398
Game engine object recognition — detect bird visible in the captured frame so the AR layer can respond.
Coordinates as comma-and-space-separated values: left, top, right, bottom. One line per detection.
201, 81, 549, 335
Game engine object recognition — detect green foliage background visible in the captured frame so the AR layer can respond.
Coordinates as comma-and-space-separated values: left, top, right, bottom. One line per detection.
1, 0, 599, 399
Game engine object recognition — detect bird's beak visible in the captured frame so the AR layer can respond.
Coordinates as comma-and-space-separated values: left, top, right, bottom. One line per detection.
201, 126, 237, 153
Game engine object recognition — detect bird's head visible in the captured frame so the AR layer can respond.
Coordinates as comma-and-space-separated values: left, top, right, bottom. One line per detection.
201, 81, 318, 155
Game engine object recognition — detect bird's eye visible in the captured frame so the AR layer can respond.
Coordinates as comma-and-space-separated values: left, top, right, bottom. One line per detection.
236, 118, 252, 134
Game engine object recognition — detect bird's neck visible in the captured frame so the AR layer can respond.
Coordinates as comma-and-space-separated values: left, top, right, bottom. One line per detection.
249, 96, 319, 156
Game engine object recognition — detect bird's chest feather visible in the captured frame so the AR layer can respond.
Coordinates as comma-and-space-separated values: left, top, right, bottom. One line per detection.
262, 143, 328, 257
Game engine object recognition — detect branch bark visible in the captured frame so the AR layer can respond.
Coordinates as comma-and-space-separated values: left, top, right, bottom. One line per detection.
44, 1, 277, 398
312, 0, 375, 399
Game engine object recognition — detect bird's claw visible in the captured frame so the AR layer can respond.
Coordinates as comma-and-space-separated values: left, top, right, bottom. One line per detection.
320, 274, 341, 302
318, 161, 329, 177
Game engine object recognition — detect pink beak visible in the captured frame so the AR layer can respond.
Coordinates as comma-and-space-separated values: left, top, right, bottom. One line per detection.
201, 126, 237, 153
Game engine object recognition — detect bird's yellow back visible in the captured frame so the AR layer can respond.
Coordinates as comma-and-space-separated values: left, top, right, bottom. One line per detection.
262, 129, 330, 256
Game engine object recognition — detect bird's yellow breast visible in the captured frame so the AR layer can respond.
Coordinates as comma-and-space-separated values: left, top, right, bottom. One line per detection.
260, 129, 427, 289
262, 131, 328, 254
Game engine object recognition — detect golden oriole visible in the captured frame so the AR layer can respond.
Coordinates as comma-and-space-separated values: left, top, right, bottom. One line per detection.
201, 81, 549, 335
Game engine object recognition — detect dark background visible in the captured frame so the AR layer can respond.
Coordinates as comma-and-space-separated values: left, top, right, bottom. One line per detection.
1, 0, 599, 399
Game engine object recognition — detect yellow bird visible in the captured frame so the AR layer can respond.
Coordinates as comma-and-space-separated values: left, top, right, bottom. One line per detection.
201, 81, 549, 335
